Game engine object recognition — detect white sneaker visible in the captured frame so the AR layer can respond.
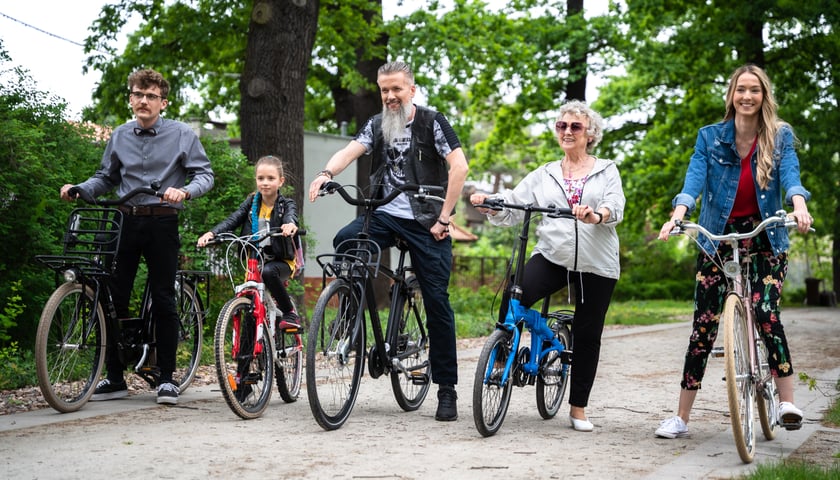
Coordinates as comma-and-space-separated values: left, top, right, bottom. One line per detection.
778, 402, 803, 429
655, 416, 689, 438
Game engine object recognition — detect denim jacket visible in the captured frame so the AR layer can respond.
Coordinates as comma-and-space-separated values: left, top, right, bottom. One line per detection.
673, 119, 810, 256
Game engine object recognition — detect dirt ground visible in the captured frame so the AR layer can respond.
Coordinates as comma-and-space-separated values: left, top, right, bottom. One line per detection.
1, 307, 838, 480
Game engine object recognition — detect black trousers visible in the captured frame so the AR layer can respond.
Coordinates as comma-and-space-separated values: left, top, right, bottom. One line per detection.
516, 253, 616, 408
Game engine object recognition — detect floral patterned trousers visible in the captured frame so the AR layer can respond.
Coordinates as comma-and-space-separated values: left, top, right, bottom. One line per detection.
681, 216, 793, 390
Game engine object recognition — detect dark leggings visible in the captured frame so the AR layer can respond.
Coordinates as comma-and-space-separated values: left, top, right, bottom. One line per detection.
680, 216, 792, 390
263, 260, 295, 314
513, 254, 616, 408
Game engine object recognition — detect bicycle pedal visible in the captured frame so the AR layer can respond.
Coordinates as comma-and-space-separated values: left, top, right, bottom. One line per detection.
781, 421, 803, 431
560, 349, 573, 365
410, 372, 430, 385
711, 346, 725, 358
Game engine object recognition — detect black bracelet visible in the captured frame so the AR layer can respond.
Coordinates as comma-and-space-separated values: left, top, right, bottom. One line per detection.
593, 211, 603, 224
437, 218, 450, 226
317, 169, 334, 179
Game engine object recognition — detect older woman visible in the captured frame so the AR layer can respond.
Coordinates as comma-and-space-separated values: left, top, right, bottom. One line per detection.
471, 100, 625, 432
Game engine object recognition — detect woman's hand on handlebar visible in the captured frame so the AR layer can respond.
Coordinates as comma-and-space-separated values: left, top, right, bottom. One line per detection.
470, 193, 498, 216
197, 232, 215, 248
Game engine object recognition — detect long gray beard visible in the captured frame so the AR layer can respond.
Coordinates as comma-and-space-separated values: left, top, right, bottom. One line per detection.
381, 102, 412, 145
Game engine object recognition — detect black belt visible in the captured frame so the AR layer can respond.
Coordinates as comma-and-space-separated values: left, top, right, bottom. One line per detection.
119, 205, 179, 216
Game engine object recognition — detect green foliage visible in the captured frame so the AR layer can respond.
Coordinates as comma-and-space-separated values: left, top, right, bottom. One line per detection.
0, 280, 24, 344
0, 57, 106, 350
0, 342, 36, 390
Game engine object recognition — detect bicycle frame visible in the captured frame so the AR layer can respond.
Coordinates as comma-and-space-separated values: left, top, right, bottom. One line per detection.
471, 199, 576, 437
480, 201, 574, 386
306, 182, 440, 430
673, 210, 805, 462
34, 185, 205, 412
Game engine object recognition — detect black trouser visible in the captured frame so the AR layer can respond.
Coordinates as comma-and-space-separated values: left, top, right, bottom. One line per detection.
107, 214, 180, 384
515, 254, 616, 408
262, 259, 294, 314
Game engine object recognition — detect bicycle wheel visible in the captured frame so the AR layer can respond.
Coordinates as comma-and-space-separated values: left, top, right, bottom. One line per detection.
536, 324, 571, 419
275, 308, 303, 403
172, 279, 203, 393
214, 296, 275, 419
35, 282, 106, 413
755, 328, 778, 440
723, 294, 756, 463
473, 329, 516, 437
306, 279, 365, 431
390, 276, 431, 411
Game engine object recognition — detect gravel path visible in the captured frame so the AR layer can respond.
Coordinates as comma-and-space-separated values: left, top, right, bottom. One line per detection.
2, 307, 838, 479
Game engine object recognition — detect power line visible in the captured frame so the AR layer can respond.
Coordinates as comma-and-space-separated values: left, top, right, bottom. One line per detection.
0, 10, 111, 57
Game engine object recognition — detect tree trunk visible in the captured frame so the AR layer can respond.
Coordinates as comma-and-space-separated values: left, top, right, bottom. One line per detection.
327, 4, 388, 205
240, 0, 320, 211
565, 0, 587, 102
240, 0, 320, 320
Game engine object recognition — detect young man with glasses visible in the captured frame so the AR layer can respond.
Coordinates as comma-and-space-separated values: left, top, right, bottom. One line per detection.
60, 68, 215, 405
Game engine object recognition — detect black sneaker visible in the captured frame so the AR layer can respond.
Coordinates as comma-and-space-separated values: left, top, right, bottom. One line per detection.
435, 385, 458, 421
90, 379, 128, 401
156, 382, 180, 405
277, 312, 300, 330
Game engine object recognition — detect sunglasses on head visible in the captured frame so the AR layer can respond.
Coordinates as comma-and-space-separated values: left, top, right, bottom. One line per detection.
555, 121, 585, 133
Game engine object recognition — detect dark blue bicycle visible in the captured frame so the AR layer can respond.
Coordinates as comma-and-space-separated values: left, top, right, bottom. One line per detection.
472, 199, 575, 437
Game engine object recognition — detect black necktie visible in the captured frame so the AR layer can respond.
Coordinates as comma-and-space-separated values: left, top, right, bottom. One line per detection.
134, 127, 157, 137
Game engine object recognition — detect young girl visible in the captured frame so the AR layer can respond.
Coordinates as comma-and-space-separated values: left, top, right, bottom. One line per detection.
198, 155, 301, 325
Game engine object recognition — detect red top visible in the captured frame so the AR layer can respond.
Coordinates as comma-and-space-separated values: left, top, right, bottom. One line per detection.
730, 136, 759, 218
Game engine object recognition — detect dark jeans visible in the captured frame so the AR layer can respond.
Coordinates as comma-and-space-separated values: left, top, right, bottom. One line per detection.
516, 254, 616, 408
107, 214, 180, 384
334, 211, 458, 386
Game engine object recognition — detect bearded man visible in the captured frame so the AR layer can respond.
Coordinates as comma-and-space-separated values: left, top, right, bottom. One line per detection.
308, 60, 468, 422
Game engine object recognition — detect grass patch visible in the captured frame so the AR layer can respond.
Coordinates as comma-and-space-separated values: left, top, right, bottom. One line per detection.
743, 460, 840, 479
606, 299, 693, 326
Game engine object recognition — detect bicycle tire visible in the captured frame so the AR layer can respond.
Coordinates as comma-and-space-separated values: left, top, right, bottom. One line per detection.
214, 296, 275, 419
723, 294, 756, 463
275, 299, 303, 402
35, 282, 106, 413
306, 278, 365, 431
389, 275, 431, 411
536, 324, 571, 419
473, 329, 515, 437
755, 328, 778, 440
172, 279, 203, 392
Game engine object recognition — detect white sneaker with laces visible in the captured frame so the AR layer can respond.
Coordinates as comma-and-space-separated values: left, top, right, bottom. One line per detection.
778, 401, 803, 429
655, 416, 689, 439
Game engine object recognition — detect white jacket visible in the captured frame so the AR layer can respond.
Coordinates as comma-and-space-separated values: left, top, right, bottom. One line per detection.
487, 158, 625, 279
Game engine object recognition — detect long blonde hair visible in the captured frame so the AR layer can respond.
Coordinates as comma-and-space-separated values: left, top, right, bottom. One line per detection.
723, 64, 790, 190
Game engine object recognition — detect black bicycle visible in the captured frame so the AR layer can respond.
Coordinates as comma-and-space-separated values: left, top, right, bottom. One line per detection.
34, 185, 207, 413
305, 182, 442, 430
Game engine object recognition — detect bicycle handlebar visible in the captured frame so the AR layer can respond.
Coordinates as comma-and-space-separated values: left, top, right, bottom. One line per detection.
68, 181, 164, 206
672, 210, 807, 242
474, 199, 575, 219
203, 228, 307, 248
319, 181, 445, 208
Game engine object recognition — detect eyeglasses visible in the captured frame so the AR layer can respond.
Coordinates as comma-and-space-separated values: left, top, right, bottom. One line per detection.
129, 91, 165, 102
555, 121, 585, 133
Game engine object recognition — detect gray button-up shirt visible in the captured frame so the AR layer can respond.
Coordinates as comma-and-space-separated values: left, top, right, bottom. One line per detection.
78, 117, 214, 207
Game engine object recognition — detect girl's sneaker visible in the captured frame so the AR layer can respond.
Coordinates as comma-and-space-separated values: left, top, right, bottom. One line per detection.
655, 416, 689, 438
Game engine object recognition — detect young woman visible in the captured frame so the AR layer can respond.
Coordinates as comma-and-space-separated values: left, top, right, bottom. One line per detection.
655, 64, 813, 439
